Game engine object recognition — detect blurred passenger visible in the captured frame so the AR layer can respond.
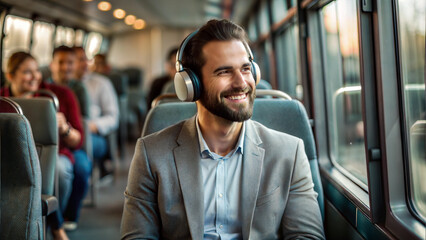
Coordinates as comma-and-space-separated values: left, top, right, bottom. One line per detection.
73, 47, 119, 176
1, 51, 91, 240
49, 46, 93, 232
90, 53, 112, 75
146, 47, 178, 109
48, 45, 91, 118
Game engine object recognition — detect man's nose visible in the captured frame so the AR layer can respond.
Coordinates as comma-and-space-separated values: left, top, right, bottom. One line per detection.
232, 71, 248, 89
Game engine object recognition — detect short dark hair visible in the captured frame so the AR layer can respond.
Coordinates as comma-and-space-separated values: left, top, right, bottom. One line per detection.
52, 45, 75, 57
181, 19, 249, 80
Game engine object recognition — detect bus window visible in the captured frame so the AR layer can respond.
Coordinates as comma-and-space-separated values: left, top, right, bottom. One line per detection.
271, 0, 287, 24
397, 0, 425, 220
54, 26, 75, 47
275, 23, 301, 99
3, 15, 32, 71
258, 0, 270, 37
75, 29, 85, 47
321, 1, 367, 186
85, 32, 103, 60
31, 21, 55, 66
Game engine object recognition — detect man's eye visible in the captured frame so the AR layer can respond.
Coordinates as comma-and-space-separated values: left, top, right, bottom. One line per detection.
218, 70, 230, 75
242, 67, 251, 72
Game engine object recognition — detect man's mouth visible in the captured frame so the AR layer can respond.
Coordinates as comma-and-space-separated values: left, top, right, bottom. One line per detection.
226, 93, 247, 101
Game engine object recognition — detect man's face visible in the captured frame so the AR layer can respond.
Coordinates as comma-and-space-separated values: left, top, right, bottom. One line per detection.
199, 40, 256, 122
74, 49, 89, 79
50, 51, 76, 84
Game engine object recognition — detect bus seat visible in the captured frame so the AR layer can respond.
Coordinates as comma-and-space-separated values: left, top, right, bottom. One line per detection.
122, 67, 143, 88
141, 94, 324, 218
257, 79, 272, 89
108, 71, 129, 159
121, 67, 147, 139
0, 113, 43, 239
10, 97, 58, 197
39, 65, 51, 82
1, 97, 57, 239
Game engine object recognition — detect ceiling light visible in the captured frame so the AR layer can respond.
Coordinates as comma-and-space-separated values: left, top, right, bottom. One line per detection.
124, 15, 136, 25
98, 1, 111, 11
133, 19, 146, 30
82, 0, 93, 2
113, 9, 126, 19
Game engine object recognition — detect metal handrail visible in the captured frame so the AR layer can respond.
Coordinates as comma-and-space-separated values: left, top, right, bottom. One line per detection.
0, 97, 23, 114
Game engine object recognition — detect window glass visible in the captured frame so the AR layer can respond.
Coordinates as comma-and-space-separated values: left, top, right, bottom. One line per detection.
75, 29, 85, 47
258, 0, 270, 36
321, 1, 367, 186
85, 32, 103, 60
3, 15, 32, 71
272, 0, 287, 24
55, 26, 75, 47
397, 0, 425, 220
31, 21, 54, 66
248, 15, 258, 41
275, 23, 301, 99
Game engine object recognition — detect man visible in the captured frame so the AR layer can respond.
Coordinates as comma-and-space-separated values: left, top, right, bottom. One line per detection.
91, 53, 112, 75
49, 46, 91, 118
73, 47, 119, 174
121, 19, 324, 239
146, 47, 178, 109
49, 46, 92, 233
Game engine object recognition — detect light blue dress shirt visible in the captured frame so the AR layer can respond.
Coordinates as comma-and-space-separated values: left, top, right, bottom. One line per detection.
196, 117, 245, 240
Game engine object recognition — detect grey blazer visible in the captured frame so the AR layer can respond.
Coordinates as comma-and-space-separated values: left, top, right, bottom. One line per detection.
121, 117, 324, 240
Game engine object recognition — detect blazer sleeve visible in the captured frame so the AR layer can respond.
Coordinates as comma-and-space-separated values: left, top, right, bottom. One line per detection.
121, 138, 161, 240
281, 139, 325, 239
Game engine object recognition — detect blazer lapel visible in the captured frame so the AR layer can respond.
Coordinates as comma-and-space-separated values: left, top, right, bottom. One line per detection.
174, 117, 204, 240
241, 120, 265, 240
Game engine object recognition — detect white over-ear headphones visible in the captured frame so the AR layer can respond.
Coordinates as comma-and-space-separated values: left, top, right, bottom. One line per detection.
174, 30, 261, 102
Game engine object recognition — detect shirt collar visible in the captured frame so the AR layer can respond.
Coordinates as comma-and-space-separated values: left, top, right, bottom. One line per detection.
196, 114, 245, 159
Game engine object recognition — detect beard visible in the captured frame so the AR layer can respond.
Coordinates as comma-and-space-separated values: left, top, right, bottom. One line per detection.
199, 86, 255, 122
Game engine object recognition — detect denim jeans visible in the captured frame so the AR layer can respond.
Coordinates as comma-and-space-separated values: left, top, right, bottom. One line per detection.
48, 154, 73, 229
91, 133, 108, 160
48, 150, 91, 229
64, 149, 92, 222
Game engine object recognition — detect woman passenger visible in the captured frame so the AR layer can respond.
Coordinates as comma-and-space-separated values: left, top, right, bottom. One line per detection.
1, 51, 91, 240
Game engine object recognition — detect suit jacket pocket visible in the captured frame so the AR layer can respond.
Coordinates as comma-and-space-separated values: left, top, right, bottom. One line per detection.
255, 187, 281, 207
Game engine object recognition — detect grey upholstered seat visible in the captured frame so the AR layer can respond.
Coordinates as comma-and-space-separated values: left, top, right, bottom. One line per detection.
10, 97, 58, 197
0, 107, 43, 239
141, 94, 324, 218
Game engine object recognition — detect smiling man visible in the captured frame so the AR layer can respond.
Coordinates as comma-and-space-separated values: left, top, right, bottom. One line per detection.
121, 19, 324, 240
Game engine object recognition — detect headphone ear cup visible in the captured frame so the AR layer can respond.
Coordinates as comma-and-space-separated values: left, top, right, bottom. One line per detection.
185, 68, 202, 101
174, 68, 202, 102
251, 61, 261, 85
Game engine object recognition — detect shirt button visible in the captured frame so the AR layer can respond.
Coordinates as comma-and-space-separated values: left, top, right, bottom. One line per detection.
219, 160, 223, 164
219, 225, 223, 229
219, 193, 223, 198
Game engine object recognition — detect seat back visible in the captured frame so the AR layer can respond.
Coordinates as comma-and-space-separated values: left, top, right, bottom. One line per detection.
141, 94, 324, 218
1, 100, 43, 239
10, 97, 58, 196
122, 67, 143, 88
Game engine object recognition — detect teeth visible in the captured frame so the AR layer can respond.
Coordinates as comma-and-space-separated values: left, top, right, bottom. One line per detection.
228, 94, 245, 100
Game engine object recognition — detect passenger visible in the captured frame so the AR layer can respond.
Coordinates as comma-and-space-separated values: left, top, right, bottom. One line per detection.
73, 46, 119, 176
90, 53, 112, 75
48, 46, 93, 232
48, 45, 91, 118
146, 47, 178, 109
1, 51, 90, 240
121, 19, 324, 239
